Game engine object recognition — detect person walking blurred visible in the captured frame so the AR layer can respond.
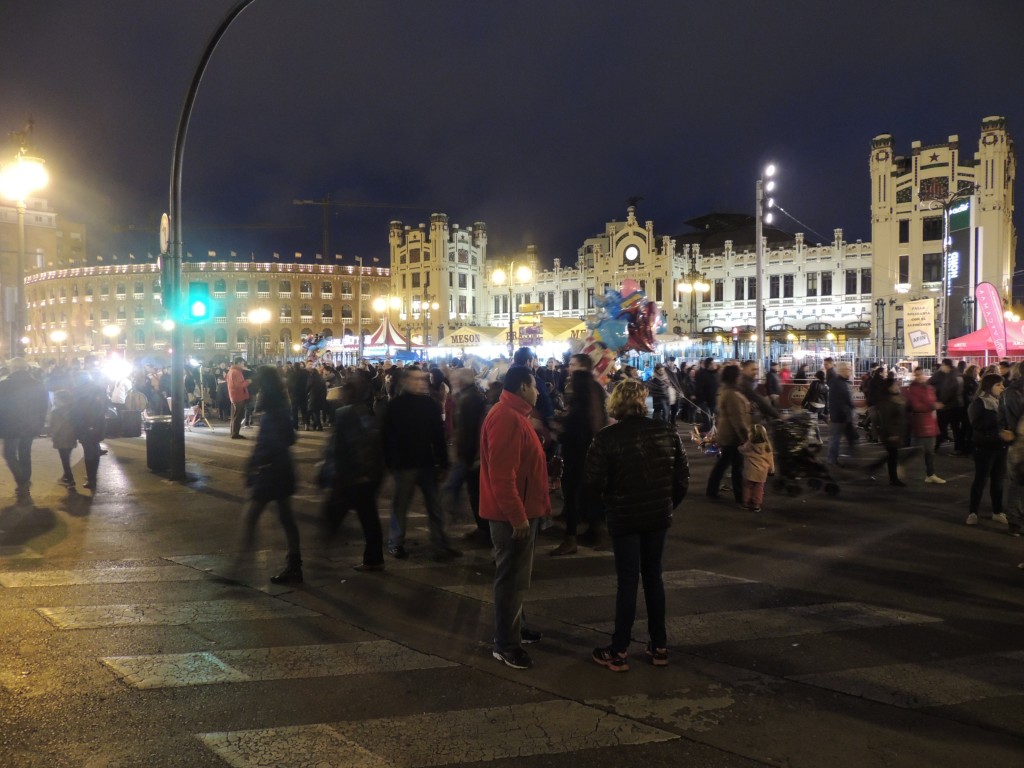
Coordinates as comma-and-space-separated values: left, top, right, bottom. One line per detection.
826, 362, 857, 465
383, 368, 458, 561
242, 366, 302, 584
739, 423, 775, 511
0, 358, 49, 504
705, 363, 749, 504
226, 358, 249, 439
50, 390, 78, 489
999, 362, 1024, 536
906, 367, 944, 484
446, 368, 490, 547
551, 355, 607, 556
322, 376, 385, 571
584, 379, 689, 672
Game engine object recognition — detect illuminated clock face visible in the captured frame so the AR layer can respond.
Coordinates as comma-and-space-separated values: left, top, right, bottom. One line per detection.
624, 244, 640, 262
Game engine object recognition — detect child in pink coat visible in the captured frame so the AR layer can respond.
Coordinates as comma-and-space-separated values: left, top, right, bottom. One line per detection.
739, 424, 774, 512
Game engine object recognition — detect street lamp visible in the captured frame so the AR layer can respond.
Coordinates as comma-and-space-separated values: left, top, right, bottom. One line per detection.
102, 324, 121, 350
248, 307, 270, 363
50, 329, 67, 363
0, 144, 49, 358
491, 262, 533, 356
919, 180, 978, 356
371, 295, 402, 359
755, 163, 777, 379
677, 249, 710, 336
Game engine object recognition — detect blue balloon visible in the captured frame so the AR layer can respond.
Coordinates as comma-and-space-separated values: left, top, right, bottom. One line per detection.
599, 318, 629, 350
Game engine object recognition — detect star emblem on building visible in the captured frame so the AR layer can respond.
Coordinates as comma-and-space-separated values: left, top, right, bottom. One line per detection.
929, 152, 939, 161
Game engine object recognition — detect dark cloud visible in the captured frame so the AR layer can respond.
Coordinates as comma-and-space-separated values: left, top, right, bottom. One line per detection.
2, 1, 1021, 275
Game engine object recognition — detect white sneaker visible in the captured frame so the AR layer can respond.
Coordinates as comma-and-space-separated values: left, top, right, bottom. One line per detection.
965, 513, 979, 526
925, 475, 946, 484
991, 513, 1009, 525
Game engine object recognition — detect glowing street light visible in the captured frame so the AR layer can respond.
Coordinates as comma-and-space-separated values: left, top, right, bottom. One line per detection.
0, 146, 49, 357
755, 162, 777, 379
248, 307, 271, 362
491, 262, 533, 355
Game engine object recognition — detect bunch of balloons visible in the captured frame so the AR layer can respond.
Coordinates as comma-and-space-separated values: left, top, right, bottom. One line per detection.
300, 333, 330, 359
580, 279, 663, 382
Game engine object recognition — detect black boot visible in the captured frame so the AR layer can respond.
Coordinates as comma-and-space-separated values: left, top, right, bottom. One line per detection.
83, 459, 99, 491
270, 554, 303, 584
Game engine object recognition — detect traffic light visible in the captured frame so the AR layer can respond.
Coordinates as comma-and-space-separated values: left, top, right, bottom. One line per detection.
187, 282, 210, 322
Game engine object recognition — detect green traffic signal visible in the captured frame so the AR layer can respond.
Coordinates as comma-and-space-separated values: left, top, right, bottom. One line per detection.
187, 282, 210, 322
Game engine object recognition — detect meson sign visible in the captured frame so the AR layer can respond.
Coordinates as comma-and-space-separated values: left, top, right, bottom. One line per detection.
449, 333, 481, 345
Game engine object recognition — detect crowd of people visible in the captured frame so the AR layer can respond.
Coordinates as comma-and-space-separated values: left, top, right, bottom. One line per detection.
2, 348, 1022, 670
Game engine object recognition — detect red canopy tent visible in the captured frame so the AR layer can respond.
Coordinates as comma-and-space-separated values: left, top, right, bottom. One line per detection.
947, 323, 1024, 354
367, 316, 421, 348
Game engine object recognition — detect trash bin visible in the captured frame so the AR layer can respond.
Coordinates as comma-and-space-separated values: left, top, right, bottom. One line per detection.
143, 416, 173, 472
120, 409, 143, 438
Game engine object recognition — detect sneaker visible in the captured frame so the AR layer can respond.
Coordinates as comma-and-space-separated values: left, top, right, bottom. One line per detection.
388, 545, 409, 560
925, 475, 946, 484
965, 512, 979, 526
549, 537, 578, 556
645, 644, 669, 667
520, 627, 543, 645
57, 476, 74, 487
493, 647, 532, 669
751, 506, 762, 513
1007, 528, 1021, 538
231, 434, 246, 440
592, 646, 629, 672
991, 513, 1009, 525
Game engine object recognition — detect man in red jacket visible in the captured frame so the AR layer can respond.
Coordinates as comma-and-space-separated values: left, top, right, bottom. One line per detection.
479, 366, 550, 669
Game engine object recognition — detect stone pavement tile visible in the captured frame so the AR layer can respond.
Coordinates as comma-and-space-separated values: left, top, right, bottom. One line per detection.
199, 699, 677, 767
586, 601, 942, 645
442, 569, 756, 603
0, 563, 210, 587
102, 639, 456, 689
789, 649, 1024, 709
36, 597, 319, 629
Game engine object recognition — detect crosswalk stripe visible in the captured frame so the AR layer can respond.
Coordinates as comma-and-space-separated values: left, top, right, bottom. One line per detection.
198, 699, 678, 767
789, 650, 1024, 708
102, 640, 457, 689
0, 564, 210, 588
586, 601, 941, 646
442, 569, 754, 603
36, 598, 318, 629
0, 546, 42, 560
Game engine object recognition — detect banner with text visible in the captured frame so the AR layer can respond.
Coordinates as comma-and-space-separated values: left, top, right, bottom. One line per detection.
974, 281, 1007, 358
903, 298, 936, 357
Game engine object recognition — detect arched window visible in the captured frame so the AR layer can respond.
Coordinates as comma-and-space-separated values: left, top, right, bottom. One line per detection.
236, 328, 249, 343
193, 329, 205, 345
279, 328, 292, 345
300, 281, 313, 295
134, 329, 145, 346
215, 328, 228, 344
278, 280, 291, 295
340, 305, 353, 320
321, 281, 333, 296
214, 278, 226, 294
280, 305, 292, 320
340, 281, 353, 297
322, 304, 333, 318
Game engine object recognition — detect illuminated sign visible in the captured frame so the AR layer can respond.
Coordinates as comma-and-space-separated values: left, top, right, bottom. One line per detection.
949, 198, 971, 231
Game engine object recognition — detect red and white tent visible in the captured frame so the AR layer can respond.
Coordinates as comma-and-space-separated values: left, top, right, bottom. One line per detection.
947, 322, 1024, 354
367, 316, 420, 348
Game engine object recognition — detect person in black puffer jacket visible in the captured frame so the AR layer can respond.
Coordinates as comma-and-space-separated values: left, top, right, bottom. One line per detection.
583, 378, 689, 672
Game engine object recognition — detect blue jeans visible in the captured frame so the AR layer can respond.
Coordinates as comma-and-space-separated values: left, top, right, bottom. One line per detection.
490, 518, 539, 652
389, 467, 451, 550
827, 420, 858, 464
911, 436, 936, 477
611, 529, 667, 652
1006, 464, 1023, 532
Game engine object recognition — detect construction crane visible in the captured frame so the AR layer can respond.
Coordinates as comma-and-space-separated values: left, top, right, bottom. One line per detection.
292, 194, 436, 262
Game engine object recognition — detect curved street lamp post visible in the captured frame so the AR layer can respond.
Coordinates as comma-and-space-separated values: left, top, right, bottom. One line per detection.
490, 262, 533, 356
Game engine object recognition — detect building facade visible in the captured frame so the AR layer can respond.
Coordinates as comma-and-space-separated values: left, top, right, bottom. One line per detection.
24, 260, 389, 362
388, 214, 488, 345
870, 115, 1016, 354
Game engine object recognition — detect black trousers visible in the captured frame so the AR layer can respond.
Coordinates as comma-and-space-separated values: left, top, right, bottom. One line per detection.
323, 482, 384, 565
707, 444, 743, 503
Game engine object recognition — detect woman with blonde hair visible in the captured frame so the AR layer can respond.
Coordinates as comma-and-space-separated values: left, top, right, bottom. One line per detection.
583, 378, 689, 672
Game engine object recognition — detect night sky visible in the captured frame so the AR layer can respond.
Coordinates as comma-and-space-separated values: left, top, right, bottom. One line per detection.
2, 1, 1021, 287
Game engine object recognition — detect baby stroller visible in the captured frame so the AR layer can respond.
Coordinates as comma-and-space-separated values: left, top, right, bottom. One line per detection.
772, 411, 839, 496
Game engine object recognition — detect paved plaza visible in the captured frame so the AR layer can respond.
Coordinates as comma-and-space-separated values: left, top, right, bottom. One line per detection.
0, 423, 1022, 767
